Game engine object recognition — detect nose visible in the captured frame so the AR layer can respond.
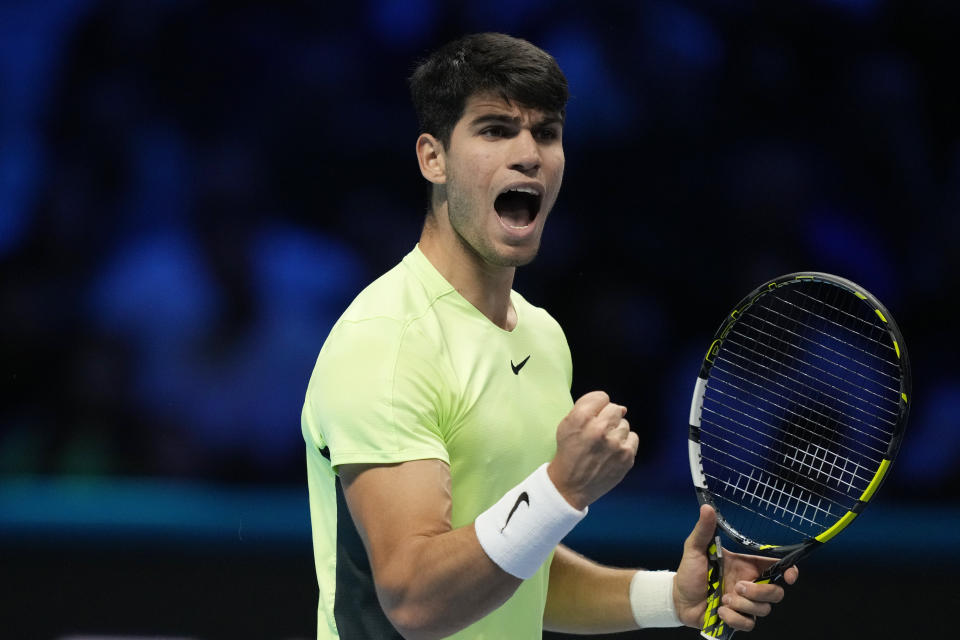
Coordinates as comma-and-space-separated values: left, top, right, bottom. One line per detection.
508, 130, 541, 174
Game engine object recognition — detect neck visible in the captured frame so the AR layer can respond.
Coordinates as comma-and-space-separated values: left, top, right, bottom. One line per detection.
418, 208, 518, 331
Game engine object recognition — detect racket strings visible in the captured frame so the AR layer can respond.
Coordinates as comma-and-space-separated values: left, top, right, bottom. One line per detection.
737, 312, 901, 391
705, 462, 839, 530
754, 293, 902, 385
788, 288, 896, 347
771, 283, 901, 416
699, 393, 873, 497
700, 395, 880, 484
763, 299, 900, 376
699, 280, 905, 546
708, 470, 832, 538
702, 384, 885, 489
708, 350, 892, 454
699, 414, 866, 506
725, 320, 900, 422
701, 396, 883, 465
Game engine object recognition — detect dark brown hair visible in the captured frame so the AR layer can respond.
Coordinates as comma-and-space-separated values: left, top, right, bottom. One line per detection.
409, 33, 569, 147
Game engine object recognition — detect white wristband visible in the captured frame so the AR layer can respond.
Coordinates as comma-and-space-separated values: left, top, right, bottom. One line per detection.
629, 570, 682, 628
474, 463, 587, 579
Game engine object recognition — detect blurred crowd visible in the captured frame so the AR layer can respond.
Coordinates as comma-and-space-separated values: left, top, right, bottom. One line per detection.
1, 0, 958, 496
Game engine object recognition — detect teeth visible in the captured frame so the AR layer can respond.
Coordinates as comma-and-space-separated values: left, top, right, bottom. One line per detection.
503, 186, 540, 196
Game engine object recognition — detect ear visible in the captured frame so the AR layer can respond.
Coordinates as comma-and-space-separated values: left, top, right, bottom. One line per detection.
416, 133, 446, 185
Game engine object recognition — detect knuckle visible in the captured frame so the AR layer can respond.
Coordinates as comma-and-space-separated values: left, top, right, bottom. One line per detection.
578, 390, 609, 411
568, 405, 593, 426
605, 435, 623, 454
585, 423, 607, 445
597, 403, 618, 422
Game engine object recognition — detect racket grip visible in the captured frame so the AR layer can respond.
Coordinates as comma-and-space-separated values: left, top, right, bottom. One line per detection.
700, 548, 797, 640
700, 533, 735, 639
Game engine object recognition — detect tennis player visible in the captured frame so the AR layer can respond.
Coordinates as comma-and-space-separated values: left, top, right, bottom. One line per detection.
301, 32, 798, 639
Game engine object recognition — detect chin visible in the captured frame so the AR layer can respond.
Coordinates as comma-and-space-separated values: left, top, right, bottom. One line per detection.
494, 244, 540, 268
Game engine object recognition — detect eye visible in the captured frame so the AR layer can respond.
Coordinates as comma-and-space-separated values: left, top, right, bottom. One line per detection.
481, 126, 507, 138
536, 127, 561, 142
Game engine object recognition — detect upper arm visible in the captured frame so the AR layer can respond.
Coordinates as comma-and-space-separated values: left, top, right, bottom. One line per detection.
339, 459, 455, 589
339, 459, 523, 638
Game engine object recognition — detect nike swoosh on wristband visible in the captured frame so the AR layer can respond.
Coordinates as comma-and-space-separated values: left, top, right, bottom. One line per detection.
500, 491, 530, 532
510, 355, 531, 375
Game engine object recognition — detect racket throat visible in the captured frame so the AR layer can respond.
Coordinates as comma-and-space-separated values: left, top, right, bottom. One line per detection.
758, 545, 809, 585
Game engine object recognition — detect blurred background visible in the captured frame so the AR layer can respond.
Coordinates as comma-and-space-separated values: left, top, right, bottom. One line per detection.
1, 0, 958, 638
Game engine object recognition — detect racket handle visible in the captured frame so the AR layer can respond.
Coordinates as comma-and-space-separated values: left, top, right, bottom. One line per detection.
700, 547, 799, 640
700, 533, 734, 639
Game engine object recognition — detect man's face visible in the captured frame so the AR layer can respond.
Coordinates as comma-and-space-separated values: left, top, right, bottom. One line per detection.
441, 93, 565, 268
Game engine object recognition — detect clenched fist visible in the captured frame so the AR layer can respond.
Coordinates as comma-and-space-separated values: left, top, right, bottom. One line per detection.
547, 391, 639, 510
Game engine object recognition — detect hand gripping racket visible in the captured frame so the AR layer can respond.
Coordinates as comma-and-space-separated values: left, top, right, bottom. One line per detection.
687, 273, 911, 639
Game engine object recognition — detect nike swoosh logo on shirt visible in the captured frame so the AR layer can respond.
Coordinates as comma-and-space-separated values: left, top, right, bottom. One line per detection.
510, 355, 531, 375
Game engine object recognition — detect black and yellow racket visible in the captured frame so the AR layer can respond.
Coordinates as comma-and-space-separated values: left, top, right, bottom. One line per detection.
687, 273, 911, 639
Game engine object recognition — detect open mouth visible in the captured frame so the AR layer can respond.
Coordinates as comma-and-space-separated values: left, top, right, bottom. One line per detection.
494, 186, 542, 229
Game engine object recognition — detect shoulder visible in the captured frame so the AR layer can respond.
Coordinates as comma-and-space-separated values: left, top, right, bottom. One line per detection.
329, 250, 451, 334
315, 260, 450, 378
302, 256, 454, 463
339, 259, 437, 326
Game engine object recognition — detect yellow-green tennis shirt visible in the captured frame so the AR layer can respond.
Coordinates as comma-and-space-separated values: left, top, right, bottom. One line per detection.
302, 245, 574, 639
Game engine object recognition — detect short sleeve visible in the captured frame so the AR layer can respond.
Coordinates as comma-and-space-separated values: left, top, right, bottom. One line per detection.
301, 316, 450, 469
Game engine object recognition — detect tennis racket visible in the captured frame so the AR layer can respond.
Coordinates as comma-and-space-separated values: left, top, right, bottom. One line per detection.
687, 272, 911, 639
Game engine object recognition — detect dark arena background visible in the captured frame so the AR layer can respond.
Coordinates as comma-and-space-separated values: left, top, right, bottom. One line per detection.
2, 1, 958, 638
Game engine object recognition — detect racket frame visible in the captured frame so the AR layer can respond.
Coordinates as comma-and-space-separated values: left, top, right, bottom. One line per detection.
688, 271, 911, 572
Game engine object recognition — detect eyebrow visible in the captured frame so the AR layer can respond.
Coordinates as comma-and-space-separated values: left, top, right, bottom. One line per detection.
468, 113, 564, 129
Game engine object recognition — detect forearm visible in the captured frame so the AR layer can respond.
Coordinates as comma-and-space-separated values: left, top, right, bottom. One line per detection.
375, 522, 521, 639
544, 545, 682, 634
543, 545, 638, 633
